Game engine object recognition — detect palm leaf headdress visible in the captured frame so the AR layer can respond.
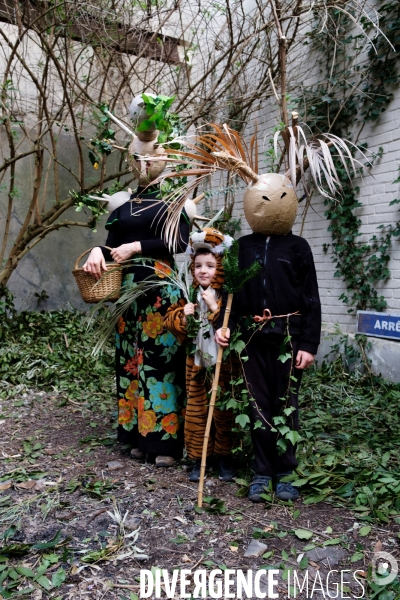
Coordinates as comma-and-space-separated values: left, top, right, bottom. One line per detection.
148, 121, 364, 250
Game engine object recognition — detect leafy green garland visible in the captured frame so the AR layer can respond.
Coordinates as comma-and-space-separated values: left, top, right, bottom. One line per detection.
222, 240, 261, 294
137, 93, 177, 144
298, 2, 400, 312
185, 284, 202, 347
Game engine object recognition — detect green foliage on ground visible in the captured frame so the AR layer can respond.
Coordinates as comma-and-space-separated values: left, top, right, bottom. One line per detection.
297, 352, 400, 523
224, 332, 400, 523
0, 307, 114, 405
1, 309, 400, 524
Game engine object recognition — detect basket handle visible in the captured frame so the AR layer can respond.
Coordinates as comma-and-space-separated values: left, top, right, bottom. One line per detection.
74, 246, 114, 270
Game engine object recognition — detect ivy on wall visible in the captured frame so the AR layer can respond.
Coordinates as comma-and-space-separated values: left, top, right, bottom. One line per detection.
297, 1, 400, 312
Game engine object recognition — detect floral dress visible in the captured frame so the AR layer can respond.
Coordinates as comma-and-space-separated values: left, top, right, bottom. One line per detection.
101, 188, 189, 456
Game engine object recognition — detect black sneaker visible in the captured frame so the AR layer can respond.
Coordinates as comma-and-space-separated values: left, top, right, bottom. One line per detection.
218, 455, 236, 482
188, 460, 201, 482
248, 475, 272, 502
275, 472, 299, 501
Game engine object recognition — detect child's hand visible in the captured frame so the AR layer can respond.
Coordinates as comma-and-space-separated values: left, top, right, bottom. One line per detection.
183, 303, 197, 316
295, 350, 314, 369
201, 289, 218, 313
215, 327, 230, 347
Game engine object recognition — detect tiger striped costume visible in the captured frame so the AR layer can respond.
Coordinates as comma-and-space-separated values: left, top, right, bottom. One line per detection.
164, 228, 237, 459
164, 297, 236, 458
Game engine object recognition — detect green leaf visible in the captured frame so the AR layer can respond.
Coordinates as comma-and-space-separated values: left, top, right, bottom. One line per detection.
234, 478, 249, 486
119, 377, 131, 389
226, 398, 238, 410
277, 425, 290, 435
299, 555, 309, 569
35, 575, 52, 590
137, 119, 154, 131
285, 430, 303, 445
0, 543, 31, 556
52, 568, 66, 588
351, 552, 364, 562
33, 530, 63, 550
222, 241, 261, 293
16, 566, 35, 578
141, 93, 155, 105
358, 526, 371, 537
294, 529, 313, 540
278, 352, 292, 363
276, 438, 287, 454
290, 478, 309, 487
235, 414, 250, 428
323, 538, 341, 546
231, 339, 245, 354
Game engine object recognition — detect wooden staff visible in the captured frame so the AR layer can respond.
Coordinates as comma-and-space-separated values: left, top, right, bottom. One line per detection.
197, 293, 233, 507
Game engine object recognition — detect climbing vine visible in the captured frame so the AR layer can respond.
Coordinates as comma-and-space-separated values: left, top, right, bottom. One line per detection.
297, 1, 400, 312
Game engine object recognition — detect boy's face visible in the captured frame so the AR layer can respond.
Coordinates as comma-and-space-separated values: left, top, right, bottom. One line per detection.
194, 253, 217, 288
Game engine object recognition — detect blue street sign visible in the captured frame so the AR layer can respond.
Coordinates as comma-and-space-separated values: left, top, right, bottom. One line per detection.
356, 310, 400, 341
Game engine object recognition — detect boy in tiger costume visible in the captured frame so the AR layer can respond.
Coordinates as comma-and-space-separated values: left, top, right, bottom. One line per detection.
164, 228, 237, 482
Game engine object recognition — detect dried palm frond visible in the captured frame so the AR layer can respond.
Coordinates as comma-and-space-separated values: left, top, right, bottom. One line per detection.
145, 121, 363, 246
201, 207, 224, 229
275, 125, 366, 198
89, 258, 192, 355
144, 124, 259, 250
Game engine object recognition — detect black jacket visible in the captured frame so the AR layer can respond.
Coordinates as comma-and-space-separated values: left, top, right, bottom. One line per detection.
217, 232, 321, 355
100, 188, 189, 283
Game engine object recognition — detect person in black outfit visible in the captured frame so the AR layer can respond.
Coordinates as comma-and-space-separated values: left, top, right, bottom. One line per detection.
83, 186, 189, 467
215, 231, 321, 501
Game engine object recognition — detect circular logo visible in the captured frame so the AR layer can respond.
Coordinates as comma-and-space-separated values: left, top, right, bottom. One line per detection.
372, 551, 398, 586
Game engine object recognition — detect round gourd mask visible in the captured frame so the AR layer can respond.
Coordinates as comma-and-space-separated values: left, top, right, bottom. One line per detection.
243, 173, 298, 235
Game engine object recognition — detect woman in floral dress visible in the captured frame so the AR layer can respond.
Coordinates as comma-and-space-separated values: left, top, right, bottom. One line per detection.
83, 186, 189, 466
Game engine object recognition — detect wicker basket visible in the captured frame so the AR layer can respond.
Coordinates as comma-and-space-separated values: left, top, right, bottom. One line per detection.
72, 247, 123, 303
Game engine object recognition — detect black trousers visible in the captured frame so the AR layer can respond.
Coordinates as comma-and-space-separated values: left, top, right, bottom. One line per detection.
243, 332, 303, 477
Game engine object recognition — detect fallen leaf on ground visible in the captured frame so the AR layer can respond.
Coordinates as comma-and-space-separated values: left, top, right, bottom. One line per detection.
15, 480, 37, 490
294, 528, 313, 540
182, 554, 192, 562
107, 460, 124, 470
173, 516, 188, 525
44, 448, 58, 455
0, 480, 12, 491
56, 510, 77, 521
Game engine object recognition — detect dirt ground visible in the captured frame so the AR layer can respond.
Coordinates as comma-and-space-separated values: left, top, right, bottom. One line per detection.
0, 390, 399, 600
